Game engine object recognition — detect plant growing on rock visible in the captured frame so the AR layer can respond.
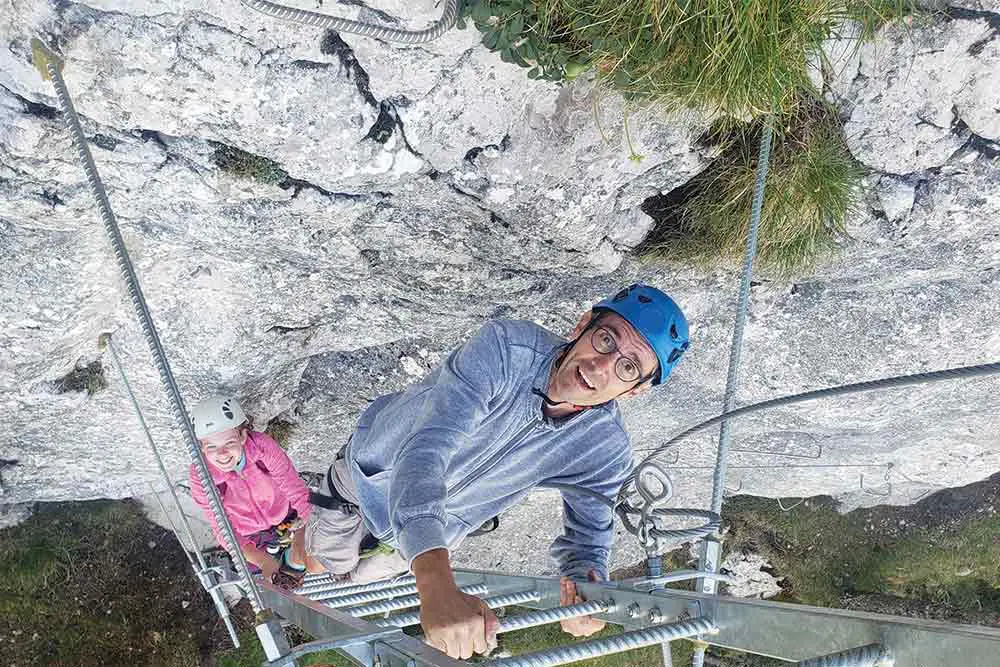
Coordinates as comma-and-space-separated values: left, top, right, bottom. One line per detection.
640, 100, 861, 273
210, 143, 289, 186
460, 0, 914, 270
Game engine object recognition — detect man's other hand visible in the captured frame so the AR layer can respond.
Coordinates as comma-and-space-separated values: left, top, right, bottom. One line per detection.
559, 570, 606, 637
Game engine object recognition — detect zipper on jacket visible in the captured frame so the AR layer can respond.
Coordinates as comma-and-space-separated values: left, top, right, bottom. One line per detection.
237, 470, 270, 527
448, 418, 542, 498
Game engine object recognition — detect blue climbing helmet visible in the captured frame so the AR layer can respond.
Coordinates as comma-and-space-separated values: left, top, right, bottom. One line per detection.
592, 283, 690, 385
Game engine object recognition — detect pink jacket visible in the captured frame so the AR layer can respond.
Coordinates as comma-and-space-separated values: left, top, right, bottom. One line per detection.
190, 431, 312, 549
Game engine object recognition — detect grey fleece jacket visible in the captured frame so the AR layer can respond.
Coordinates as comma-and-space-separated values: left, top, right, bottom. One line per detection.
346, 319, 634, 580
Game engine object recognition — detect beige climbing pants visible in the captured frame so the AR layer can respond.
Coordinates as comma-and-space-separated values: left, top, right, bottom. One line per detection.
304, 456, 409, 583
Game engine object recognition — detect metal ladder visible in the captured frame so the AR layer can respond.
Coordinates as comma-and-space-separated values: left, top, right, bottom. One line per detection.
243, 568, 1000, 667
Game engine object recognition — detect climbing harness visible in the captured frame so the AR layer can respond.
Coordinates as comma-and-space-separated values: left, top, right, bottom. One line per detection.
240, 0, 458, 44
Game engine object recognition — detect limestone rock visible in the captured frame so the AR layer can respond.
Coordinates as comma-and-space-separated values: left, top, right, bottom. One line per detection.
844, 15, 1000, 173
876, 176, 917, 222
1, 1, 999, 580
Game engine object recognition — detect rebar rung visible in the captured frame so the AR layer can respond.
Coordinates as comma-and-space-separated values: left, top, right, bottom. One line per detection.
485, 617, 717, 667
797, 643, 893, 667
300, 575, 416, 598
498, 600, 612, 633
345, 583, 489, 617
374, 590, 542, 628
314, 582, 421, 607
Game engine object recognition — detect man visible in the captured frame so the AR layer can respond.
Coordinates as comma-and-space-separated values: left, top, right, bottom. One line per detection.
305, 283, 689, 659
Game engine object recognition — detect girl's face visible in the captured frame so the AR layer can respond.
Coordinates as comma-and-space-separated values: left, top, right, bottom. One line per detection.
199, 427, 247, 472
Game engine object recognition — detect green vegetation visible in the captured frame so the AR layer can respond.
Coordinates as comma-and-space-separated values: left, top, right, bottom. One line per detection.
5, 488, 998, 665
639, 101, 861, 273
459, 0, 915, 270
56, 359, 107, 396
211, 142, 289, 185
0, 501, 209, 666
461, 0, 913, 115
265, 417, 297, 450
724, 491, 1000, 617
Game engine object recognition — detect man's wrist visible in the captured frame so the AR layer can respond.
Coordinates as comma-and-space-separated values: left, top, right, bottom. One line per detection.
412, 548, 456, 596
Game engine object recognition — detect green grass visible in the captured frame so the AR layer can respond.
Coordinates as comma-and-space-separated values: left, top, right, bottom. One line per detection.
211, 142, 289, 185
461, 1, 914, 270
0, 500, 208, 666
265, 417, 297, 450
639, 100, 861, 272
56, 359, 107, 396
464, 0, 914, 117
724, 495, 1000, 614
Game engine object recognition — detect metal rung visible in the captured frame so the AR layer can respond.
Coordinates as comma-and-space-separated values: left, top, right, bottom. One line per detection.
374, 590, 543, 628
317, 582, 423, 608
345, 583, 489, 617
798, 644, 892, 667
498, 600, 613, 633
301, 575, 416, 598
485, 617, 717, 667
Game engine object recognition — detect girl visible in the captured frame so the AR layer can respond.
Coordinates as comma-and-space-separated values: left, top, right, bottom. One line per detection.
188, 396, 323, 586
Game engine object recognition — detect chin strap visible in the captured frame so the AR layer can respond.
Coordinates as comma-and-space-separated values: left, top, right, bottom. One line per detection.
531, 387, 589, 412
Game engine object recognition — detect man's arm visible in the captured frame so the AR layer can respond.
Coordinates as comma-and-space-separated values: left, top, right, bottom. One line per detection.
549, 447, 633, 581
387, 322, 509, 657
414, 549, 499, 659
387, 321, 508, 564
548, 443, 633, 637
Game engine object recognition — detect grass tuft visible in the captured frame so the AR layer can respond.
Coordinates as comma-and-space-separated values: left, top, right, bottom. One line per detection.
265, 417, 296, 450
639, 99, 861, 273
465, 0, 916, 117
56, 360, 108, 396
211, 143, 289, 185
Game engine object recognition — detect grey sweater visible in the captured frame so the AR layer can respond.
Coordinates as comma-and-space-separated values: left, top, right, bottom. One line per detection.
346, 319, 634, 580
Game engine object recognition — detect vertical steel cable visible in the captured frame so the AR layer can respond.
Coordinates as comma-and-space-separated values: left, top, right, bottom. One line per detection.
106, 336, 240, 646
694, 116, 774, 667
709, 118, 774, 516
240, 0, 457, 43
31, 38, 264, 613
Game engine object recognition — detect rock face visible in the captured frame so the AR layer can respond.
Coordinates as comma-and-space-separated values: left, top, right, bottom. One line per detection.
1, 2, 999, 577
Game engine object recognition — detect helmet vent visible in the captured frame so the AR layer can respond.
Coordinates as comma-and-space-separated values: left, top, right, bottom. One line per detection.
613, 288, 630, 302
638, 294, 652, 303
670, 324, 679, 339
221, 400, 234, 420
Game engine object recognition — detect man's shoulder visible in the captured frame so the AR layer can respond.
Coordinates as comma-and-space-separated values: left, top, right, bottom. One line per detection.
486, 318, 564, 353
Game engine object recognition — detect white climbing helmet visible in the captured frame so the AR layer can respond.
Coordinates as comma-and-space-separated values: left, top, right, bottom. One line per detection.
189, 396, 248, 439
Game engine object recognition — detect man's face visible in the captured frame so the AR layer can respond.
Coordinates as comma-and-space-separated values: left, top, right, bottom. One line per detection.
199, 427, 247, 472
550, 312, 659, 406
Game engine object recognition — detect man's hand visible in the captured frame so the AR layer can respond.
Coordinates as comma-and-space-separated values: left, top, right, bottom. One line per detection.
414, 549, 498, 659
560, 570, 606, 638
420, 585, 499, 659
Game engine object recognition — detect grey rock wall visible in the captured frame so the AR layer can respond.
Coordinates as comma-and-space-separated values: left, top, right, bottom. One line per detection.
2, 1, 998, 576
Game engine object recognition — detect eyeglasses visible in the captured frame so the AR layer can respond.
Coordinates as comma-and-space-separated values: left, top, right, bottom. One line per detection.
590, 326, 651, 384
